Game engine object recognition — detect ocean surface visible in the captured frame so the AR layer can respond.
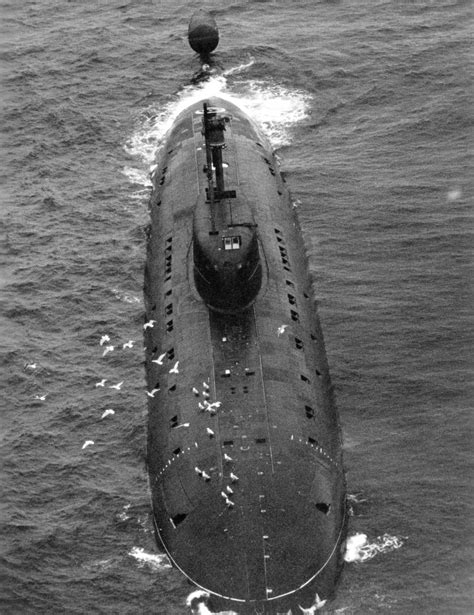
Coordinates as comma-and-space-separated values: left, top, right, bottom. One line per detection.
1, 0, 472, 613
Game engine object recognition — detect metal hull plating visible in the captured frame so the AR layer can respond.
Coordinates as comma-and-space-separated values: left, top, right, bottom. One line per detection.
145, 97, 347, 613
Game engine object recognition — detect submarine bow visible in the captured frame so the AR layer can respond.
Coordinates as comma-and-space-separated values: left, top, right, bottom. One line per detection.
144, 96, 347, 613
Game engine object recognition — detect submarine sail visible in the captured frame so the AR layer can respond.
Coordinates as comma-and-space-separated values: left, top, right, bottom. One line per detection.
144, 95, 347, 613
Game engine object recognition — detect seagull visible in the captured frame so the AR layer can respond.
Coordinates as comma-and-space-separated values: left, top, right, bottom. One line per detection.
34, 394, 47, 401
277, 324, 288, 336
82, 440, 94, 449
205, 401, 221, 411
192, 387, 200, 396
146, 388, 160, 397
143, 319, 156, 330
95, 379, 107, 387
152, 352, 167, 365
205, 405, 216, 416
123, 340, 135, 349
223, 453, 233, 462
206, 427, 215, 438
230, 472, 239, 483
226, 486, 234, 495
298, 593, 327, 613
99, 335, 110, 346
101, 409, 115, 419
102, 345, 114, 356
109, 381, 123, 390
169, 361, 179, 374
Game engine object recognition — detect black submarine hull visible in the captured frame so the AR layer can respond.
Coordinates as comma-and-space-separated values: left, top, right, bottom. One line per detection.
145, 96, 347, 613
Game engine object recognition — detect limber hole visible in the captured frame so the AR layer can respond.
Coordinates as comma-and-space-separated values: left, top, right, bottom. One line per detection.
171, 513, 187, 527
315, 502, 331, 515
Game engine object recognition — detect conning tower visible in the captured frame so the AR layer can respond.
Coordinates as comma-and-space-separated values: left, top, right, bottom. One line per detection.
193, 103, 262, 312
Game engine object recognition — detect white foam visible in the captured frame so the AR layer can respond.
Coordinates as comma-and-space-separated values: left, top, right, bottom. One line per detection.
111, 288, 141, 305
128, 546, 172, 570
124, 73, 311, 189
447, 187, 462, 201
344, 532, 405, 563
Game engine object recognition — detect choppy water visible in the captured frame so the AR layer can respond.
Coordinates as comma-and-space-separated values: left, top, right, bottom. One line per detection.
2, 1, 472, 613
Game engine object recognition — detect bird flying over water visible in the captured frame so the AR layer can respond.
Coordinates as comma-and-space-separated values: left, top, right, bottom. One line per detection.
102, 345, 114, 356
82, 440, 94, 449
99, 335, 110, 346
143, 319, 156, 330
34, 394, 47, 401
277, 324, 288, 336
298, 593, 327, 613
123, 340, 135, 349
101, 409, 115, 419
95, 379, 107, 387
169, 361, 179, 374
109, 381, 123, 390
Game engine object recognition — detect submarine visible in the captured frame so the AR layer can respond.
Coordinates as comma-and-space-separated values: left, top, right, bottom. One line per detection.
144, 12, 347, 614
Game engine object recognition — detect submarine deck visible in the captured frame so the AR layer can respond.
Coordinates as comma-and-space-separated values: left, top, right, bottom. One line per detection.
145, 97, 346, 611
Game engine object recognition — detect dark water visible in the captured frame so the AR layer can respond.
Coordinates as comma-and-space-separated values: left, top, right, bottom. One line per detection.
2, 1, 472, 613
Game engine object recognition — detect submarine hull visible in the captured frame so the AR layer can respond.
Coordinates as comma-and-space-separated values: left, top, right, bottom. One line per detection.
145, 97, 347, 613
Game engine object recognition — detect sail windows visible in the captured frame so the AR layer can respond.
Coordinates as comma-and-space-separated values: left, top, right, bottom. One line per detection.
223, 236, 242, 250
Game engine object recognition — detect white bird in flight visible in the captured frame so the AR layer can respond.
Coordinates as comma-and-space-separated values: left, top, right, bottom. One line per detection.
34, 394, 47, 401
123, 340, 134, 349
152, 352, 166, 365
109, 381, 123, 390
169, 361, 179, 374
82, 440, 94, 449
205, 400, 221, 411
277, 324, 288, 336
146, 388, 160, 398
95, 379, 107, 387
101, 409, 115, 419
102, 345, 114, 356
99, 335, 110, 346
298, 593, 327, 613
25, 362, 37, 370
143, 320, 156, 330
